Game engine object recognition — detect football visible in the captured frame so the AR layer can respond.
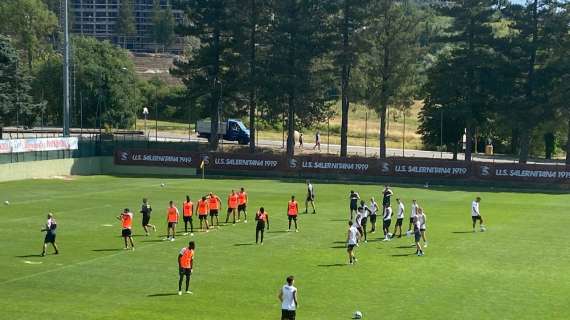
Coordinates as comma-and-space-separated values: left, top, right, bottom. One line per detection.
3, 200, 9, 205
353, 311, 363, 319
160, 183, 165, 187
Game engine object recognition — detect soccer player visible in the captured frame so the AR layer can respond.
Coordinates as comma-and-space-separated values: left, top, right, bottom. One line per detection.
418, 207, 428, 247
182, 196, 194, 236
413, 213, 424, 256
298, 133, 304, 149
40, 212, 59, 256
382, 204, 393, 241
287, 195, 299, 232
226, 190, 239, 224
208, 192, 221, 227
178, 241, 195, 295
313, 131, 321, 151
197, 196, 210, 232
255, 207, 270, 244
278, 275, 299, 320
382, 185, 393, 210
392, 198, 405, 238
140, 198, 156, 236
369, 197, 379, 233
238, 187, 248, 223
116, 209, 135, 250
346, 220, 361, 265
471, 197, 486, 232
356, 200, 371, 242
165, 201, 179, 241
349, 190, 360, 220
406, 199, 418, 236
305, 180, 316, 214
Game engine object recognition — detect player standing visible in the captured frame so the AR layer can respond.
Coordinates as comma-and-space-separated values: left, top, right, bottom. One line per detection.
356, 200, 370, 242
238, 187, 248, 223
117, 209, 135, 250
382, 204, 393, 241
305, 180, 316, 214
349, 190, 360, 220
406, 199, 418, 236
418, 207, 428, 247
197, 196, 210, 232
287, 195, 299, 232
255, 207, 270, 244
278, 275, 299, 320
140, 198, 156, 236
182, 196, 194, 236
208, 192, 221, 227
178, 241, 195, 295
382, 185, 393, 210
413, 213, 424, 256
165, 201, 179, 241
40, 212, 59, 256
392, 198, 405, 238
346, 220, 361, 264
226, 190, 239, 224
471, 197, 486, 232
369, 197, 379, 233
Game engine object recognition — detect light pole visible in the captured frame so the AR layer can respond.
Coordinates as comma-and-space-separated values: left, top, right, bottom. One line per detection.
142, 107, 149, 139
365, 110, 368, 157
402, 109, 406, 158
440, 108, 443, 159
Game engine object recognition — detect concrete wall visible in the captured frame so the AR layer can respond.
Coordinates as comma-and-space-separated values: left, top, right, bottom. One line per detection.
0, 157, 196, 182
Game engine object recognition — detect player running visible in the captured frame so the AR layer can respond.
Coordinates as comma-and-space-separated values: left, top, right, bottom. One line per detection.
305, 180, 316, 214
197, 196, 210, 232
208, 192, 222, 227
117, 209, 135, 250
382, 185, 393, 210
182, 196, 194, 236
287, 195, 299, 232
278, 275, 299, 320
406, 199, 418, 236
40, 212, 59, 256
165, 201, 179, 241
369, 197, 379, 233
356, 200, 371, 242
392, 198, 405, 238
382, 204, 393, 241
255, 207, 270, 244
238, 187, 248, 223
346, 220, 361, 264
178, 241, 195, 295
226, 190, 239, 224
471, 197, 486, 232
413, 213, 424, 256
140, 198, 156, 236
349, 190, 360, 220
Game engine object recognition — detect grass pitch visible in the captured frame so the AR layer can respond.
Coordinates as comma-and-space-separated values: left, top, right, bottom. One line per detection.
0, 176, 569, 319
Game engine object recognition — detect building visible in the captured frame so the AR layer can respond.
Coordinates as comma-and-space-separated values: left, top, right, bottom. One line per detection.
70, 0, 184, 53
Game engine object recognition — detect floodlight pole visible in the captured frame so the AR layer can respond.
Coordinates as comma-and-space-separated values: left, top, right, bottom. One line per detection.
63, 0, 70, 137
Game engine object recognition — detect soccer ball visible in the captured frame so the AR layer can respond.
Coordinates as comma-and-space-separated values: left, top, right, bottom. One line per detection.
353, 311, 363, 319
160, 183, 165, 187
3, 200, 9, 205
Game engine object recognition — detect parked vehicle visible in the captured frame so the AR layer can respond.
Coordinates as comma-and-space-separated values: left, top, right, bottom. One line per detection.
196, 119, 250, 145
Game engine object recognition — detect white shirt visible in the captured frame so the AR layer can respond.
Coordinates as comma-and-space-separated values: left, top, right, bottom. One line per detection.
307, 184, 314, 196
369, 201, 378, 215
413, 216, 421, 231
471, 201, 480, 217
281, 285, 297, 311
357, 205, 369, 219
411, 203, 418, 218
383, 207, 392, 221
348, 225, 359, 245
397, 202, 405, 219
354, 213, 362, 228
420, 214, 427, 229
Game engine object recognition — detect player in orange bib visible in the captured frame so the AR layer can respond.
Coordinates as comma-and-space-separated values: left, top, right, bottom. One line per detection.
178, 241, 195, 295
197, 196, 210, 232
238, 187, 248, 223
225, 190, 239, 225
182, 196, 194, 236
207, 192, 222, 227
165, 201, 179, 241
287, 196, 299, 232
116, 208, 135, 250
255, 207, 269, 244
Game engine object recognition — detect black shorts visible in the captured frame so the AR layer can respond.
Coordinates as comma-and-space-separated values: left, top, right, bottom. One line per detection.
256, 223, 266, 231
420, 228, 426, 232
183, 216, 193, 222
238, 204, 246, 211
409, 217, 414, 224
168, 222, 177, 228
396, 218, 403, 226
350, 203, 357, 211
360, 217, 368, 226
199, 215, 208, 221
288, 215, 297, 221
227, 207, 236, 213
306, 195, 314, 202
369, 215, 377, 224
121, 228, 132, 237
44, 233, 56, 243
142, 215, 151, 226
281, 309, 296, 320
179, 267, 192, 276
472, 216, 482, 222
347, 244, 356, 251
210, 209, 219, 217
383, 199, 390, 207
414, 230, 421, 242
383, 219, 391, 229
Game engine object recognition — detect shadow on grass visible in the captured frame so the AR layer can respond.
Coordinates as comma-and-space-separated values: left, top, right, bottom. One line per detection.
330, 219, 346, 222
317, 263, 346, 267
234, 243, 254, 247
392, 253, 414, 257
92, 249, 123, 252
142, 239, 164, 243
268, 230, 288, 233
452, 231, 474, 234
147, 293, 179, 298
15, 254, 43, 258
330, 245, 347, 249
395, 245, 415, 249
332, 241, 346, 244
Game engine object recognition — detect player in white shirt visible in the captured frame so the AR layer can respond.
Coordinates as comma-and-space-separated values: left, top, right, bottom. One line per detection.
368, 197, 379, 233
406, 199, 418, 236
278, 275, 299, 320
356, 200, 371, 242
391, 198, 405, 238
413, 214, 424, 256
471, 197, 486, 232
418, 207, 428, 247
346, 220, 361, 264
304, 180, 316, 214
382, 205, 393, 241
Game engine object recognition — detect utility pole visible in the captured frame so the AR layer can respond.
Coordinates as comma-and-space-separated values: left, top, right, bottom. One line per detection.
63, 0, 70, 137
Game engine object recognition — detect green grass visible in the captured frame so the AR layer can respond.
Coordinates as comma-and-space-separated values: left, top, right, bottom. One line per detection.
1, 176, 569, 319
